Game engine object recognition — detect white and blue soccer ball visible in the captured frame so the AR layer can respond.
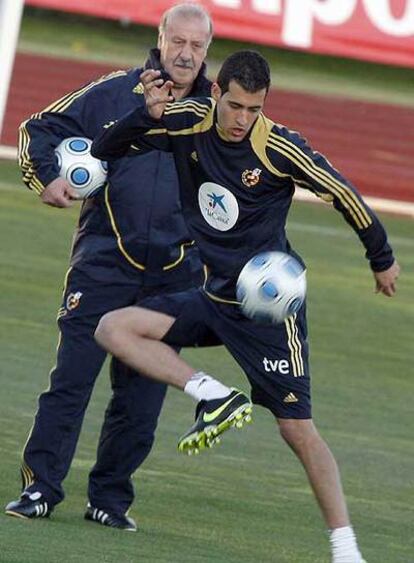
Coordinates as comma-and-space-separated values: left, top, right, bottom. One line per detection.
55, 137, 107, 199
236, 251, 307, 325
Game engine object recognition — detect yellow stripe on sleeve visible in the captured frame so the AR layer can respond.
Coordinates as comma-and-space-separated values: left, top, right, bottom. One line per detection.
268, 133, 371, 229
164, 105, 209, 119
164, 99, 211, 114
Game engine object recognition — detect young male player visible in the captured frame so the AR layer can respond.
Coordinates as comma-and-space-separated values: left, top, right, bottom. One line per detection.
92, 51, 399, 562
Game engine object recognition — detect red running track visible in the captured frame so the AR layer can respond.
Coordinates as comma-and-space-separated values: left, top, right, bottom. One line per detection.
2, 52, 414, 203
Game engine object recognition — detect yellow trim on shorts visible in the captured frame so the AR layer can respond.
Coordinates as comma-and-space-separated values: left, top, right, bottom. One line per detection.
284, 314, 304, 377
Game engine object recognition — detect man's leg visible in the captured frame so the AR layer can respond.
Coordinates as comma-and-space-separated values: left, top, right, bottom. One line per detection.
87, 282, 199, 516
5, 270, 139, 519
87, 356, 168, 516
277, 418, 364, 562
5, 315, 107, 517
277, 418, 349, 527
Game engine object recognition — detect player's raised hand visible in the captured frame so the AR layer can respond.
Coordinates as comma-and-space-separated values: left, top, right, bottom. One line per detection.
140, 69, 174, 120
373, 260, 400, 297
41, 177, 78, 208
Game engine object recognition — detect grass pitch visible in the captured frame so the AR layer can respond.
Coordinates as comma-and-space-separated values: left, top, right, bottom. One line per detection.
0, 159, 413, 562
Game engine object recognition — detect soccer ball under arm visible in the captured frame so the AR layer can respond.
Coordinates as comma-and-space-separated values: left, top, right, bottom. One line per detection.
55, 137, 108, 199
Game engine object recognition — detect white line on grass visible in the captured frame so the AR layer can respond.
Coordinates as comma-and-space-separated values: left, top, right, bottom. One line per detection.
0, 144, 17, 159
288, 222, 413, 248
294, 187, 414, 219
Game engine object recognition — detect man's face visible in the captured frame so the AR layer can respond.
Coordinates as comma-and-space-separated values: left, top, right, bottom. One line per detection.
158, 14, 210, 90
213, 80, 267, 143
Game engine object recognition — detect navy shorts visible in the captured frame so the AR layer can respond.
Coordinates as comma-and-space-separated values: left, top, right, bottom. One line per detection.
140, 288, 311, 419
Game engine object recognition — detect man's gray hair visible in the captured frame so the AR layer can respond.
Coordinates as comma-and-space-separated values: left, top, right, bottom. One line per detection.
159, 2, 213, 40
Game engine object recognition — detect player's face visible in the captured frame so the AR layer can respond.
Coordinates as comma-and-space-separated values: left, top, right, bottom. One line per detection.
212, 80, 266, 143
158, 15, 210, 93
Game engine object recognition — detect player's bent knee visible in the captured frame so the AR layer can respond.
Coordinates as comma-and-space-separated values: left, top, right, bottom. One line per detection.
95, 307, 176, 353
95, 310, 126, 351
95, 307, 164, 351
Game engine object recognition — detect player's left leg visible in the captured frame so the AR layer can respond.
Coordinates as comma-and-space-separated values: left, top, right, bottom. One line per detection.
278, 418, 349, 527
277, 418, 365, 563
271, 422, 365, 563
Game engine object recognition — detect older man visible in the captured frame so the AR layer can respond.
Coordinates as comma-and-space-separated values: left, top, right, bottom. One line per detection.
5, 3, 212, 530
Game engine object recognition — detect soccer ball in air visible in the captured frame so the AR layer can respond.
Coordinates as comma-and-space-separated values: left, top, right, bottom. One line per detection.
236, 251, 307, 325
55, 137, 107, 199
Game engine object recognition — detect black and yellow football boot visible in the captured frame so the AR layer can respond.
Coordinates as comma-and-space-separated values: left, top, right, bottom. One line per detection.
178, 388, 253, 455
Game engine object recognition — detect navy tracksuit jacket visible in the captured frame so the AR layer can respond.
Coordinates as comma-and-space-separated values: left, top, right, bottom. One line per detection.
17, 49, 211, 513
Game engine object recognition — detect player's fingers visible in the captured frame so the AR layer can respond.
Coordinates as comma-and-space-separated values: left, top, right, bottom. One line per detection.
51, 188, 77, 207
162, 80, 174, 91
158, 81, 174, 100
141, 69, 160, 83
141, 71, 162, 90
145, 79, 163, 91
381, 283, 394, 297
152, 84, 174, 103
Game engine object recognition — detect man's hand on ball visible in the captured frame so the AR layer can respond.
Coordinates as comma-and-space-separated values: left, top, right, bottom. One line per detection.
41, 177, 78, 208
141, 69, 174, 120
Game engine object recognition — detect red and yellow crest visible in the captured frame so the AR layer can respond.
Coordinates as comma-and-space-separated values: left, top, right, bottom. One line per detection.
66, 291, 83, 311
241, 168, 262, 188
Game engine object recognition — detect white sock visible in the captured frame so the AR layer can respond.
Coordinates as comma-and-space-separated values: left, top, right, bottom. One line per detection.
184, 372, 231, 402
330, 526, 364, 563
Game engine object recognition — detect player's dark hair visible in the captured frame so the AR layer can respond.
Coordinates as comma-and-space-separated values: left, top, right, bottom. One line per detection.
217, 51, 271, 95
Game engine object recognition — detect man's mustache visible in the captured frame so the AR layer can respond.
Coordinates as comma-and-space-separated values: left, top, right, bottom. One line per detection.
174, 59, 194, 69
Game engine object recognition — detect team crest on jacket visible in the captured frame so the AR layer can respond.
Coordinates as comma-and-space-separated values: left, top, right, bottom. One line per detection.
242, 168, 262, 187
66, 291, 83, 311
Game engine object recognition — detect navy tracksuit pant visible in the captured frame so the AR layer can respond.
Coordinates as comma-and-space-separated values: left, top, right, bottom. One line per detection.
21, 268, 185, 515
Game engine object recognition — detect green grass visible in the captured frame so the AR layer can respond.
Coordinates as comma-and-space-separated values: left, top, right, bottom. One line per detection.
18, 8, 414, 107
1, 160, 413, 562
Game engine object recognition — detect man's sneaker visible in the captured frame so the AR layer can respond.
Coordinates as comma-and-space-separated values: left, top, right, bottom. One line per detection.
178, 388, 253, 455
84, 504, 137, 531
5, 492, 52, 519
